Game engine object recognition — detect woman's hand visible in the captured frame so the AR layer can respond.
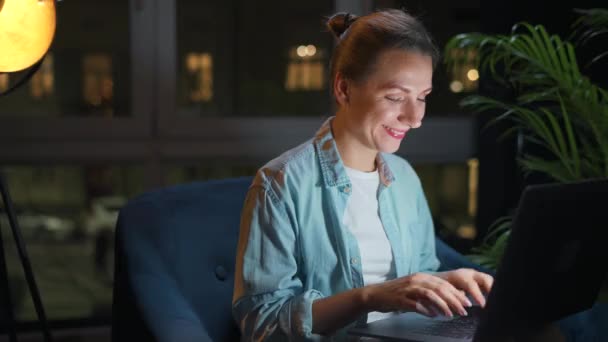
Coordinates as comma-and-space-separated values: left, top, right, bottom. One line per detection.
362, 272, 474, 318
436, 268, 494, 307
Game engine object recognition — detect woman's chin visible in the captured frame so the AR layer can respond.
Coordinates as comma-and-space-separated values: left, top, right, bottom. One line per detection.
378, 143, 401, 154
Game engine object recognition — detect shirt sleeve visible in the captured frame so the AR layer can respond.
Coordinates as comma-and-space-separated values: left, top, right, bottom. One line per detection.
416, 183, 441, 273
232, 177, 325, 341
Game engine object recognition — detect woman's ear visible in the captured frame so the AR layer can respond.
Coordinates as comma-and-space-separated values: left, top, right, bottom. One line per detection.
333, 72, 350, 107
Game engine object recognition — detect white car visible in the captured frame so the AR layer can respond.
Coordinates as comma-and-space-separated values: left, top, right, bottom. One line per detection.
0, 209, 75, 242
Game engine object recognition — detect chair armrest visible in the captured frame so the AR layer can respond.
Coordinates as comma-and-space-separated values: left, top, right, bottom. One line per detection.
435, 237, 493, 274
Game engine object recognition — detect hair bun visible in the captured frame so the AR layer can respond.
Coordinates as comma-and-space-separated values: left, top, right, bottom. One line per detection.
327, 12, 359, 39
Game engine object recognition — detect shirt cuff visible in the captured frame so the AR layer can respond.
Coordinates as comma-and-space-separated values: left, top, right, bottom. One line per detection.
280, 289, 325, 340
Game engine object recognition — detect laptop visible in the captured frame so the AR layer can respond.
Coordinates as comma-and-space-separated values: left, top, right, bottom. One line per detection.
348, 178, 608, 341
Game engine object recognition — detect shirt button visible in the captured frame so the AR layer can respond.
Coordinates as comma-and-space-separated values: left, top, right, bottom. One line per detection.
351, 257, 358, 265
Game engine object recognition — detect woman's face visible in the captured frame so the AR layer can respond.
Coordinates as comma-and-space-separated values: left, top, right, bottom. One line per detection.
341, 49, 433, 154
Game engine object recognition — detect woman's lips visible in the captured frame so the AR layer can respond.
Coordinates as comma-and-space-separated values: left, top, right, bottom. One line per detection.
383, 125, 407, 139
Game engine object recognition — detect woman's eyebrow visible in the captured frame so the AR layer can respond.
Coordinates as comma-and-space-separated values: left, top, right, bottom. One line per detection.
379, 83, 409, 92
379, 83, 433, 93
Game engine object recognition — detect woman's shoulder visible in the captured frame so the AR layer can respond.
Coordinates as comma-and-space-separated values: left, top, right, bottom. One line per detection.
252, 139, 318, 191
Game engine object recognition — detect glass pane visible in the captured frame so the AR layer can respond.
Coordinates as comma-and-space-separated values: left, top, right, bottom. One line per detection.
176, 0, 333, 117
165, 163, 259, 186
0, 1, 131, 118
0, 165, 144, 321
413, 159, 479, 249
375, 0, 481, 116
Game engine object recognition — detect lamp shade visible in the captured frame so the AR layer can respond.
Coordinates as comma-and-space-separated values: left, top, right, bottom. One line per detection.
0, 0, 56, 72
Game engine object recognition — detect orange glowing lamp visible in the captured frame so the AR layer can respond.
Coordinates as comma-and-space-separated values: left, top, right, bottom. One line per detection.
0, 0, 56, 72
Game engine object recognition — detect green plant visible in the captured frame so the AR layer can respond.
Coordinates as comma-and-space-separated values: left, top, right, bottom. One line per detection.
444, 9, 608, 272
467, 216, 512, 270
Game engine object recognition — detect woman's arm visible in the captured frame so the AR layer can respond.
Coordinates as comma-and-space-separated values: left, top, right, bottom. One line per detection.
311, 287, 367, 335
233, 179, 326, 340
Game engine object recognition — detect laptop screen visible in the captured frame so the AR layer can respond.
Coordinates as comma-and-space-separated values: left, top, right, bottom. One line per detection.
475, 178, 608, 340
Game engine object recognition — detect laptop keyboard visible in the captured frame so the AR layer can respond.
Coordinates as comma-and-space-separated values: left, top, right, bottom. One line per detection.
407, 314, 478, 339
404, 306, 482, 339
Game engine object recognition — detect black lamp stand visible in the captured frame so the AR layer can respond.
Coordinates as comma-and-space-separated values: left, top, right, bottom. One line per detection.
0, 172, 52, 342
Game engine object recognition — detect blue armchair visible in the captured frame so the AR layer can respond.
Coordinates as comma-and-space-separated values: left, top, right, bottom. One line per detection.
109, 177, 501, 341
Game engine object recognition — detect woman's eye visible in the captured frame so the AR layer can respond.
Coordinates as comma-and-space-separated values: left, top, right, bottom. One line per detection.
385, 96, 404, 102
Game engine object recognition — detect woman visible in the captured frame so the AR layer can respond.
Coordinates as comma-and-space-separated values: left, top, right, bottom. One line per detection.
232, 9, 493, 340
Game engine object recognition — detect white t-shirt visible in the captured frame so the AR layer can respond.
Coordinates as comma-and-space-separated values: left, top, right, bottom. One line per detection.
343, 166, 396, 323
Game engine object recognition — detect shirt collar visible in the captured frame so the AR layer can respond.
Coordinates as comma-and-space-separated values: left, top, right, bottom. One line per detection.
313, 117, 395, 188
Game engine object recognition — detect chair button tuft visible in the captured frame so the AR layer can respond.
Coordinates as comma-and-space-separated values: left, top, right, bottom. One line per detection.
215, 265, 228, 281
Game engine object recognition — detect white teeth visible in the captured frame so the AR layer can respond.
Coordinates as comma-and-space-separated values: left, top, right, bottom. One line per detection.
384, 125, 404, 134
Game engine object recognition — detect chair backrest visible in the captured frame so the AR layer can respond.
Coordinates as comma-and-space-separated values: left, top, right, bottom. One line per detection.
112, 177, 252, 341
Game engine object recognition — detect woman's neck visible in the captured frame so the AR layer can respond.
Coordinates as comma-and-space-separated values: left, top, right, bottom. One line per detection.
331, 114, 377, 172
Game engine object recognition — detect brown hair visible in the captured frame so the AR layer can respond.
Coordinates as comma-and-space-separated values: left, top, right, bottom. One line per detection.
326, 9, 439, 88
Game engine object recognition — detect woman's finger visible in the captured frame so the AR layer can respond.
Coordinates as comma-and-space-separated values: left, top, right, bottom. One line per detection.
475, 272, 494, 294
456, 287, 473, 308
414, 299, 436, 317
464, 282, 487, 307
434, 276, 472, 309
436, 286, 468, 316
418, 288, 454, 317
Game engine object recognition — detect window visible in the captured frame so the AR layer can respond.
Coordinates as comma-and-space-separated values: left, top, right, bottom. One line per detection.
285, 45, 326, 91
1, 165, 144, 321
185, 52, 214, 103
176, 0, 333, 117
0, 73, 10, 93
0, 0, 481, 328
82, 54, 114, 116
30, 54, 55, 100
414, 159, 480, 241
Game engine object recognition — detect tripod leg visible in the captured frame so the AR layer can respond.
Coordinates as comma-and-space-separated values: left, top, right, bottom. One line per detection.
0, 219, 17, 342
0, 173, 52, 342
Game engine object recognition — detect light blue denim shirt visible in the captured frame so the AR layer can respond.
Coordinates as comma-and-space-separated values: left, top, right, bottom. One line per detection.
232, 118, 440, 341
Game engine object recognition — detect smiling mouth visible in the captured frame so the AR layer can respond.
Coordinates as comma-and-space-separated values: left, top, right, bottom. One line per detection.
382, 125, 407, 139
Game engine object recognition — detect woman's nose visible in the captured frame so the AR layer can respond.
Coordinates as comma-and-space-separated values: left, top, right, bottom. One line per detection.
399, 101, 424, 128
409, 120, 422, 129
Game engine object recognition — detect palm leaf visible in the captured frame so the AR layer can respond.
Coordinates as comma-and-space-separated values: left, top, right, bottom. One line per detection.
571, 8, 608, 45
540, 108, 572, 173
558, 94, 581, 177
469, 227, 512, 271
518, 155, 577, 182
